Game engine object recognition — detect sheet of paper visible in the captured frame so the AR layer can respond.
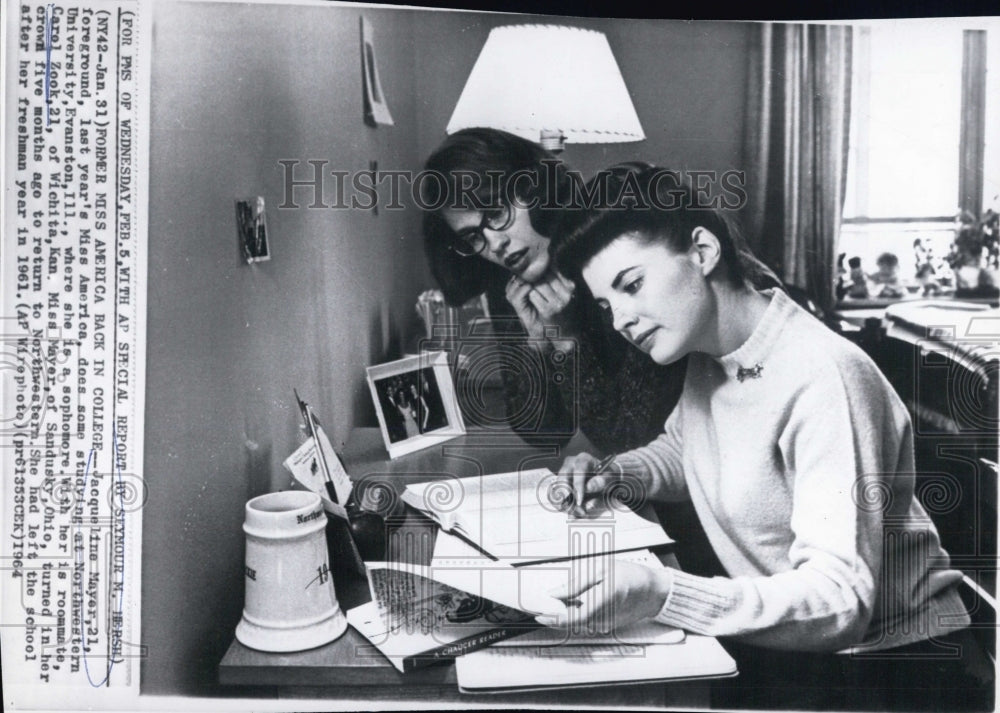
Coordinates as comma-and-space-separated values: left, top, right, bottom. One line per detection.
406, 468, 671, 563
489, 623, 684, 647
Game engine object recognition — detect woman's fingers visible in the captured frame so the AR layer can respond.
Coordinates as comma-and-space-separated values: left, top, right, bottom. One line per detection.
548, 272, 575, 304
508, 271, 575, 329
526, 290, 557, 322
536, 562, 671, 631
546, 567, 605, 601
528, 280, 562, 310
530, 278, 573, 316
555, 453, 598, 511
537, 569, 612, 630
553, 453, 619, 516
506, 276, 545, 336
555, 271, 576, 294
505, 275, 533, 303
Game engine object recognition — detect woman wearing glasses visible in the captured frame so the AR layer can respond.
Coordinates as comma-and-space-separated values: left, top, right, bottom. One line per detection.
420, 128, 689, 457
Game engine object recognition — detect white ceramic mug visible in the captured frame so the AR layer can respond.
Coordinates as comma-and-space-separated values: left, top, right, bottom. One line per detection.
235, 490, 347, 651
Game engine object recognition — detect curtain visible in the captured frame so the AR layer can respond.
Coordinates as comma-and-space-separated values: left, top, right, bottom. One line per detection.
743, 23, 853, 314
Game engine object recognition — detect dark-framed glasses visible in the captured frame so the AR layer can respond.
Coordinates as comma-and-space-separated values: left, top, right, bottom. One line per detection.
449, 204, 514, 257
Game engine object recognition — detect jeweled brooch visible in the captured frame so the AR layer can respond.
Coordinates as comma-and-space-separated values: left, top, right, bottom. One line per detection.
737, 363, 764, 382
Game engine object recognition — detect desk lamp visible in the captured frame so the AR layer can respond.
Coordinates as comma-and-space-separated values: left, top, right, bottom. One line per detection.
445, 24, 645, 153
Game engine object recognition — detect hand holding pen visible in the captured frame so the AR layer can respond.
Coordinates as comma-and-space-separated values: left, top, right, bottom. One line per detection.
552, 453, 622, 518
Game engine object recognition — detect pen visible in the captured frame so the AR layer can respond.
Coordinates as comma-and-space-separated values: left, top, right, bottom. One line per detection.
307, 405, 339, 505
294, 389, 339, 505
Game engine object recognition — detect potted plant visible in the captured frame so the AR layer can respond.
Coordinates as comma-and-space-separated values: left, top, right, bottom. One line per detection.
946, 202, 999, 298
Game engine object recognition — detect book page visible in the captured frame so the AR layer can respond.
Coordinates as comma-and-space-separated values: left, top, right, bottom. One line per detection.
346, 562, 535, 671
432, 532, 684, 643
365, 562, 531, 634
404, 469, 671, 563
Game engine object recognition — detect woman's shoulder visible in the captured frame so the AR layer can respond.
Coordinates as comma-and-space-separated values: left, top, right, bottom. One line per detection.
775, 292, 869, 363
776, 296, 902, 404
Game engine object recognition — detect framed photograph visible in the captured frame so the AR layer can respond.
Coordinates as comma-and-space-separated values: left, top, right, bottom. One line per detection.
235, 196, 270, 263
366, 351, 466, 458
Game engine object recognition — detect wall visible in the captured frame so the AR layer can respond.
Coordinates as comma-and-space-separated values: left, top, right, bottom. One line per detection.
413, 12, 754, 180
142, 2, 428, 694
141, 3, 755, 697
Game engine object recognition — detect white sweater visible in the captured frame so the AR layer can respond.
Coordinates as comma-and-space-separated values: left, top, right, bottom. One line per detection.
616, 289, 969, 652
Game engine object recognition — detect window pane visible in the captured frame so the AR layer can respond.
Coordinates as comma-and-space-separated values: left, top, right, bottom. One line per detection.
846, 25, 963, 219
838, 222, 954, 288
985, 28, 1000, 211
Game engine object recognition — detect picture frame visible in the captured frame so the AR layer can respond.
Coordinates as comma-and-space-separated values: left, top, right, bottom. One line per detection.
366, 351, 466, 458
235, 196, 271, 264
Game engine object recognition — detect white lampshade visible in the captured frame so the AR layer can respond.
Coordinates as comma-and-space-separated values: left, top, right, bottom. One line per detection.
446, 24, 645, 149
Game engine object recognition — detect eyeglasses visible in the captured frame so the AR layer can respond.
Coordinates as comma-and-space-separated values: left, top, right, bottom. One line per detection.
448, 204, 515, 257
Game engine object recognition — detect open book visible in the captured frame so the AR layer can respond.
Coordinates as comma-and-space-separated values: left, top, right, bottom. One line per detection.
345, 562, 540, 673
430, 531, 685, 646
401, 468, 671, 565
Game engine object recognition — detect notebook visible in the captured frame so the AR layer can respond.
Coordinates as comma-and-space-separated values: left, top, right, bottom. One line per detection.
402, 468, 671, 564
455, 635, 738, 693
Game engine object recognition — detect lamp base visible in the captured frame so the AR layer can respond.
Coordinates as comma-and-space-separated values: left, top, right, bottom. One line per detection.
236, 604, 348, 652
538, 129, 566, 153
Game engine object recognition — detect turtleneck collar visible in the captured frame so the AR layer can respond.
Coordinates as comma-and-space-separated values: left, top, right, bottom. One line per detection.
715, 288, 793, 381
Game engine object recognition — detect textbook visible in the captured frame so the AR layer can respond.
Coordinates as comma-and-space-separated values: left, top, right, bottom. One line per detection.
402, 468, 672, 564
345, 562, 542, 673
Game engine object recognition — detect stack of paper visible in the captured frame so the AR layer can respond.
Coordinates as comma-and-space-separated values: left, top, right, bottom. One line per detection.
426, 530, 734, 692
455, 635, 738, 692
347, 467, 735, 686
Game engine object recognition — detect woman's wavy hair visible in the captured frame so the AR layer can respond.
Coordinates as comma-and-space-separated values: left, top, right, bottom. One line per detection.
421, 128, 580, 305
554, 162, 781, 293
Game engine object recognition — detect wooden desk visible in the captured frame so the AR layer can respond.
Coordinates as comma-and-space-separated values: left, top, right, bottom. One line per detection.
218, 427, 713, 707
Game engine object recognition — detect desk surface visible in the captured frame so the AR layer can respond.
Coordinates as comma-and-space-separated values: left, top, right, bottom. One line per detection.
219, 427, 712, 707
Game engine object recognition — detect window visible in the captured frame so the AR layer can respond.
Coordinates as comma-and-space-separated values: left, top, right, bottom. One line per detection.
838, 22, 998, 301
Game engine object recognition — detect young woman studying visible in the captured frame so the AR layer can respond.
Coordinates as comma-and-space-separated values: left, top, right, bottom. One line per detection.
420, 132, 770, 576
545, 165, 991, 710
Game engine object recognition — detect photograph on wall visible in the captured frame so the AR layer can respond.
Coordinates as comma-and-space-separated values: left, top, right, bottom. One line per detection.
236, 196, 271, 263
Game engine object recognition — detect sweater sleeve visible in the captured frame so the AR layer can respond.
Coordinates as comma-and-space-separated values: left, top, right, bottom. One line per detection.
612, 405, 689, 502
651, 356, 912, 652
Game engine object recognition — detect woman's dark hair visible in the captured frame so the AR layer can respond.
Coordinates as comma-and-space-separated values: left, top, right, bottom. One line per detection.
554, 163, 781, 292
421, 128, 579, 305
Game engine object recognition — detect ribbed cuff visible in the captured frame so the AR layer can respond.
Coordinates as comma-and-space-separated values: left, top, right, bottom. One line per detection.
653, 569, 737, 631
613, 451, 651, 478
